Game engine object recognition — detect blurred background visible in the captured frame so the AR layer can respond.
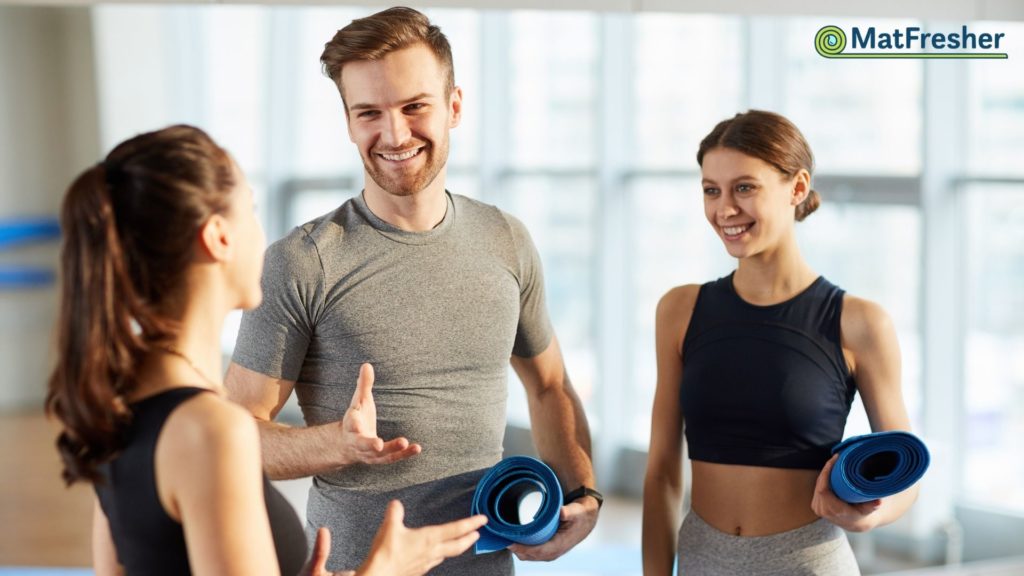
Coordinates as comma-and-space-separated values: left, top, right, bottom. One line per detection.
1, 1, 1022, 574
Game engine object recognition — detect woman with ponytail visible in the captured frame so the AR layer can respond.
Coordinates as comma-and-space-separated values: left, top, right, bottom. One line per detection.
47, 125, 485, 576
642, 111, 918, 575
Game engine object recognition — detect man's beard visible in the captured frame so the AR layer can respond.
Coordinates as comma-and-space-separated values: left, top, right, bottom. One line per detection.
363, 135, 449, 197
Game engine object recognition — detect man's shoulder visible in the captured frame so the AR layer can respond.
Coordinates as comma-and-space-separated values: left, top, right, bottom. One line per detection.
450, 193, 526, 237
451, 192, 500, 218
271, 197, 363, 254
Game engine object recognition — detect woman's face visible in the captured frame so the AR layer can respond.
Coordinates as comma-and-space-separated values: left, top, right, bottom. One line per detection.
700, 147, 805, 260
223, 161, 266, 310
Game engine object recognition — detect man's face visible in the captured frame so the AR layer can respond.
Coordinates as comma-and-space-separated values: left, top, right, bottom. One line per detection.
341, 43, 461, 198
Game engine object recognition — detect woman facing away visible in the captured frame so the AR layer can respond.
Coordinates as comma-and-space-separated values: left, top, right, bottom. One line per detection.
46, 124, 486, 576
642, 110, 919, 575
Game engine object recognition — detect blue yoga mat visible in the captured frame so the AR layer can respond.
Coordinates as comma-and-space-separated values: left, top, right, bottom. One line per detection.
471, 456, 563, 554
830, 431, 930, 504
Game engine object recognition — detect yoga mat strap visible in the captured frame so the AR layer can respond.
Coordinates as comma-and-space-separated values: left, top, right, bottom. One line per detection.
471, 456, 563, 554
830, 430, 930, 504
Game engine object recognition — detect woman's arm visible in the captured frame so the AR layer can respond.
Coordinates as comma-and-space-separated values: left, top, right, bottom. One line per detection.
92, 497, 123, 576
156, 394, 282, 575
812, 295, 919, 532
643, 285, 698, 576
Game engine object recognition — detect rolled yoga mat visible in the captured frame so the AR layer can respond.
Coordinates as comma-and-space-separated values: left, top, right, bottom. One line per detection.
830, 430, 930, 504
471, 455, 563, 554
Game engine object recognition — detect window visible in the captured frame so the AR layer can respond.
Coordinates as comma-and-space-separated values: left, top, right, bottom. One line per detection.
501, 12, 600, 426
499, 176, 599, 427
784, 18, 923, 175
507, 12, 599, 168
967, 23, 1024, 176
631, 15, 744, 169
962, 183, 1024, 512
961, 36, 1024, 511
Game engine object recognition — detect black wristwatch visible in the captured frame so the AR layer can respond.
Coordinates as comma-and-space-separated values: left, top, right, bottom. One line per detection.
565, 485, 604, 509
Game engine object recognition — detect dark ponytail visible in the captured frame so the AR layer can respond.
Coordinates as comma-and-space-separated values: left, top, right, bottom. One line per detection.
46, 125, 235, 485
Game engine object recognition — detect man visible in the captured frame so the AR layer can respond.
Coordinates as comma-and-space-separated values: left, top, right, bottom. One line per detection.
225, 7, 600, 574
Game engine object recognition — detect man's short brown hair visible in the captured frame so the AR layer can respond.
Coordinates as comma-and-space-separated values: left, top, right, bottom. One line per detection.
320, 6, 455, 104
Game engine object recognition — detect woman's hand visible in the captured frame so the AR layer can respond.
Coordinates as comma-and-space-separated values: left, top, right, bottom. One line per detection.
303, 501, 486, 576
359, 500, 487, 576
811, 454, 883, 532
303, 527, 354, 576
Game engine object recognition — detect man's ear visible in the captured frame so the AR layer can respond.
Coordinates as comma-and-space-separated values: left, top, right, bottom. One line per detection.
449, 85, 463, 129
198, 214, 232, 262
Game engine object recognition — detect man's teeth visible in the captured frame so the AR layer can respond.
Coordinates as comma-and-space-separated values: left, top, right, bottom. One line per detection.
723, 224, 751, 236
380, 149, 420, 161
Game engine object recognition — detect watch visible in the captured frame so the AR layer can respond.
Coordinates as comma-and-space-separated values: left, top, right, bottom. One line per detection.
564, 485, 604, 509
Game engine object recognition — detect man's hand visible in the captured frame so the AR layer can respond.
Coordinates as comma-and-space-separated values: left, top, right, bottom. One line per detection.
337, 364, 422, 466
507, 495, 600, 562
811, 454, 883, 532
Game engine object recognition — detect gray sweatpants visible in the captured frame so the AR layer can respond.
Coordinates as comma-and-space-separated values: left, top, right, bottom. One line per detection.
677, 511, 861, 575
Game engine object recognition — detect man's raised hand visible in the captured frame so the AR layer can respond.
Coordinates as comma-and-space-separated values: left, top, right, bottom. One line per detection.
337, 363, 421, 466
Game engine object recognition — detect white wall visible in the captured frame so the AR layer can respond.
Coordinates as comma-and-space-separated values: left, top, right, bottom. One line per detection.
0, 6, 101, 410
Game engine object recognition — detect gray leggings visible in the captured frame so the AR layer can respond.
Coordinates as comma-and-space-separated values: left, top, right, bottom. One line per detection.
677, 511, 861, 575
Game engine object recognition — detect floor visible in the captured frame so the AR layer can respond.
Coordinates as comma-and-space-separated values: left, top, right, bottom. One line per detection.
0, 412, 93, 567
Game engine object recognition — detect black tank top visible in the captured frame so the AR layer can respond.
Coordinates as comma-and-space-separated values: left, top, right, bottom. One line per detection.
94, 387, 307, 575
680, 273, 856, 470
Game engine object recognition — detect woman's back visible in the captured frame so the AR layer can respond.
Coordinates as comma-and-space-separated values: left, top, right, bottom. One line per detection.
95, 386, 307, 575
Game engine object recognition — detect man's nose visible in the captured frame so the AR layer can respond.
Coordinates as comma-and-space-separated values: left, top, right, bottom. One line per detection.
380, 110, 412, 148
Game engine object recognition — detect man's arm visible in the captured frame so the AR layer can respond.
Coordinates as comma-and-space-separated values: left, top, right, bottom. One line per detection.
225, 362, 421, 480
507, 334, 598, 562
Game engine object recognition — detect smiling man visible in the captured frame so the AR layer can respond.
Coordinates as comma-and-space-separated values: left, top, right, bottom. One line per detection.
224, 7, 599, 575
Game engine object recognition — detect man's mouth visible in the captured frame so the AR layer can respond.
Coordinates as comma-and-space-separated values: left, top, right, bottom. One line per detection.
376, 147, 424, 162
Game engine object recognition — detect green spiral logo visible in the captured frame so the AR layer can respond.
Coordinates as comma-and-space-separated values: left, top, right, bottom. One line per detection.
815, 26, 847, 57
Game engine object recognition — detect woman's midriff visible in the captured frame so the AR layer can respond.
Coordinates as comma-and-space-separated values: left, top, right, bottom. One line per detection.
690, 460, 822, 536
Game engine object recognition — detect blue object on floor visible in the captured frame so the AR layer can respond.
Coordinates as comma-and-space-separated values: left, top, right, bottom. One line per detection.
472, 455, 562, 554
830, 430, 930, 504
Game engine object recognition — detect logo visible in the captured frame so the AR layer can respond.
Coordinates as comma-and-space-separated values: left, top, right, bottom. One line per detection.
815, 25, 1008, 59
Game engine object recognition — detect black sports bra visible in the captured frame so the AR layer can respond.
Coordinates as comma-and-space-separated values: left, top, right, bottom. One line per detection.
679, 274, 856, 470
95, 387, 308, 575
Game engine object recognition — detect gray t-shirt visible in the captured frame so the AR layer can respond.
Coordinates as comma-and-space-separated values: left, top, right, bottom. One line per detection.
233, 191, 553, 574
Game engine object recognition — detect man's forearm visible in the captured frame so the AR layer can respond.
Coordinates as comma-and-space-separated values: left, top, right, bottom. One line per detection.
256, 419, 344, 480
528, 381, 595, 489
